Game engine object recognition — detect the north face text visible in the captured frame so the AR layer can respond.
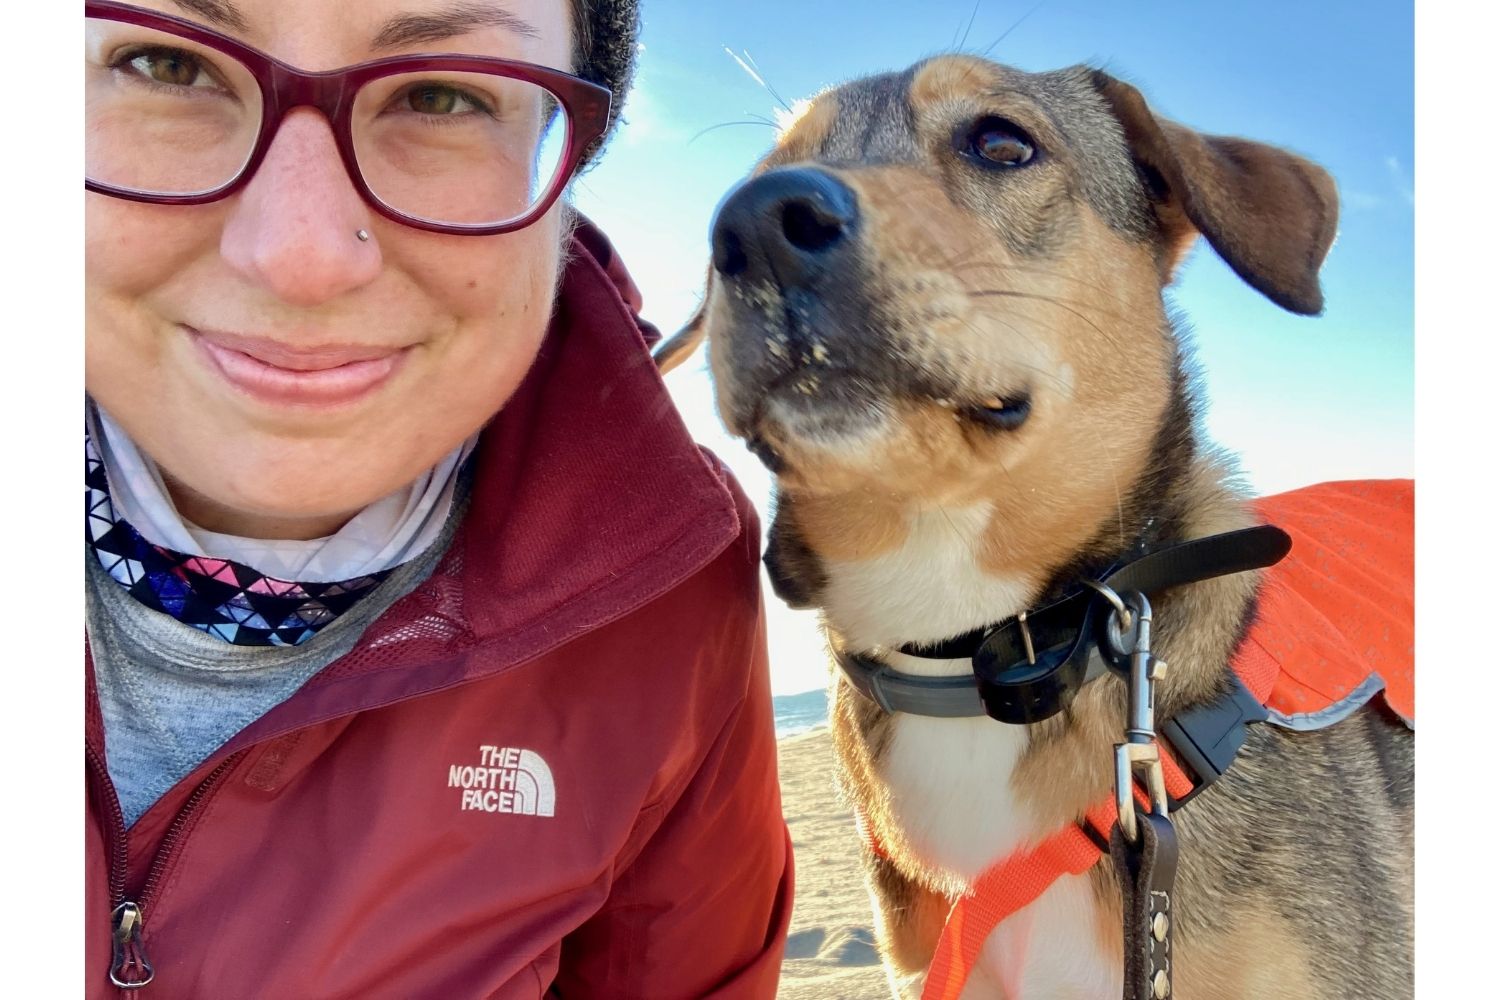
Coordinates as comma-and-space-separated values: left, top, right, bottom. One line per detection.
448, 745, 556, 817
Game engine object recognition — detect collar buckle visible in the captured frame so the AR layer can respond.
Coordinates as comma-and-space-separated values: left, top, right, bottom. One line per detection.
972, 588, 1101, 724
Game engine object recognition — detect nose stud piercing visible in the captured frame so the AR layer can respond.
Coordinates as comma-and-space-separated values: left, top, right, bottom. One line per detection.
356, 229, 371, 242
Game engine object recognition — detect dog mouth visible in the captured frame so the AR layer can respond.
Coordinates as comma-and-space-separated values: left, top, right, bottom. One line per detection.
749, 342, 1033, 423
740, 345, 1035, 469
710, 244, 1036, 468
747, 363, 889, 448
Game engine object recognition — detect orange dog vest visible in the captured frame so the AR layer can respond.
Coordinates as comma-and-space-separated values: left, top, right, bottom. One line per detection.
920, 479, 1414, 1000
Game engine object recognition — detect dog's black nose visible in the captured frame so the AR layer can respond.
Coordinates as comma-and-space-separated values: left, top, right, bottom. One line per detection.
711, 167, 860, 287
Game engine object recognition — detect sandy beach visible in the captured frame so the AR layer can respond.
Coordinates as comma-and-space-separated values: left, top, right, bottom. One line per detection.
777, 727, 890, 1000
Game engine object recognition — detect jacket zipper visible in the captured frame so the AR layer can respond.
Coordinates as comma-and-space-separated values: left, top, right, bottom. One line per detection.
88, 745, 245, 991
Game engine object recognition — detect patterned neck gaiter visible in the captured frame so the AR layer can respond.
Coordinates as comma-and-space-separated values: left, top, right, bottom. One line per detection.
85, 433, 393, 646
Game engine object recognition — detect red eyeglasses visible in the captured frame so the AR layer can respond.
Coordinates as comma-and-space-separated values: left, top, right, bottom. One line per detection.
84, 1, 612, 235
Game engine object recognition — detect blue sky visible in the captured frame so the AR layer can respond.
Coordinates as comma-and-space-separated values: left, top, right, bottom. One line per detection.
572, 0, 1414, 695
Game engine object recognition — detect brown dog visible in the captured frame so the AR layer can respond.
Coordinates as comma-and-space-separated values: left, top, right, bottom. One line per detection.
658, 55, 1413, 999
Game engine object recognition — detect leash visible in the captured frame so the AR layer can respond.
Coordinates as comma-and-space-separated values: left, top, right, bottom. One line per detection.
834, 524, 1291, 1000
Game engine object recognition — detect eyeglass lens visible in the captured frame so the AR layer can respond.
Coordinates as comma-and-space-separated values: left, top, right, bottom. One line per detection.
85, 16, 570, 228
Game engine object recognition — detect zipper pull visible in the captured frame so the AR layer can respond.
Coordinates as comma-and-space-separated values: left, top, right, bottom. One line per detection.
110, 902, 155, 989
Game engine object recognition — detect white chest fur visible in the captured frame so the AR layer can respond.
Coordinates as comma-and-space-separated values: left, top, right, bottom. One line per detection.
883, 682, 1118, 998
960, 872, 1121, 999
821, 503, 1034, 651
822, 504, 1115, 998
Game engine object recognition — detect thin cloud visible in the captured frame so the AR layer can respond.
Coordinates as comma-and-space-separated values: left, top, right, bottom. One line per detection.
1343, 190, 1386, 212
612, 58, 690, 148
1385, 155, 1415, 206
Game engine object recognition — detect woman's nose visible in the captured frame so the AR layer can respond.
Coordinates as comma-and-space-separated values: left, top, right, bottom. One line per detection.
219, 109, 382, 307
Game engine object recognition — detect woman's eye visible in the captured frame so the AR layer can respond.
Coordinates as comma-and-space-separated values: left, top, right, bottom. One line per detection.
962, 117, 1036, 167
120, 47, 211, 88
404, 85, 486, 116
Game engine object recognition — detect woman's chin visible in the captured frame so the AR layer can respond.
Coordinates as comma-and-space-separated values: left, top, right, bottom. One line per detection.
158, 464, 392, 540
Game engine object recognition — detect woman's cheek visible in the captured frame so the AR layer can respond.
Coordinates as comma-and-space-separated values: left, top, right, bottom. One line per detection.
430, 219, 563, 364
86, 197, 219, 297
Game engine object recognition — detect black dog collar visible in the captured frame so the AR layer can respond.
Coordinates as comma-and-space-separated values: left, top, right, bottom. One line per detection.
835, 524, 1291, 725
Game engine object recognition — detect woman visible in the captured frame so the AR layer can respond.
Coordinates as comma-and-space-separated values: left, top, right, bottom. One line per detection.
84, 1, 792, 996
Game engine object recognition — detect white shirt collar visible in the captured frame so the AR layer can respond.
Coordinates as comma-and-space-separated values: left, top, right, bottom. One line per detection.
88, 404, 475, 583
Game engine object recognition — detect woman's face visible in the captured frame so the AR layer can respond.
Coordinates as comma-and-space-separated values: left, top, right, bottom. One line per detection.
86, 0, 576, 539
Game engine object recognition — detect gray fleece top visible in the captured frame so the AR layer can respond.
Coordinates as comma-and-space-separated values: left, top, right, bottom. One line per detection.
85, 483, 468, 827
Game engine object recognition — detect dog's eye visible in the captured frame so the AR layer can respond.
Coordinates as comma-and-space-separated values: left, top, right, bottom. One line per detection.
962, 117, 1036, 168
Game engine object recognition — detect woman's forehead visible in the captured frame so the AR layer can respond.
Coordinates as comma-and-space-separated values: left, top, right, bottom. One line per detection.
124, 0, 575, 70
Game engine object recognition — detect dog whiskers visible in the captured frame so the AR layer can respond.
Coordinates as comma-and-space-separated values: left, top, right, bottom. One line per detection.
954, 0, 985, 53
967, 289, 1132, 357
688, 119, 780, 145
935, 505, 968, 548
723, 47, 797, 116
943, 315, 1077, 396
1087, 421, 1128, 548
978, 0, 1052, 59
915, 254, 1135, 320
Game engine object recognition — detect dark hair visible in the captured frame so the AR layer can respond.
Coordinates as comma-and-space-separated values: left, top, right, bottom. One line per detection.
570, 0, 641, 165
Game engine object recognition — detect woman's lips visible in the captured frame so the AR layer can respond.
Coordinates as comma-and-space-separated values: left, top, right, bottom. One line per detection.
188, 327, 407, 407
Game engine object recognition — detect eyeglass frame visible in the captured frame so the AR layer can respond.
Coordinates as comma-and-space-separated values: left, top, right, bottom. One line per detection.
84, 0, 613, 236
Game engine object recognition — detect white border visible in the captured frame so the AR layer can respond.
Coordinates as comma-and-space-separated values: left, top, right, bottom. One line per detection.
1414, 2, 1495, 996
3, 0, 81, 990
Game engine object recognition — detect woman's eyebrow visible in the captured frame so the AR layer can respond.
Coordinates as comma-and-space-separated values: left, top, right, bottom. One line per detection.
372, 3, 541, 50
170, 0, 248, 33
166, 1, 541, 50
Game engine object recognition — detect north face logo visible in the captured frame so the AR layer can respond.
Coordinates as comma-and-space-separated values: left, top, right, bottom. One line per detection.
448, 746, 556, 817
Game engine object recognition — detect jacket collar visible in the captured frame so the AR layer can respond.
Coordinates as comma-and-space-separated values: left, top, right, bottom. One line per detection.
453, 217, 740, 644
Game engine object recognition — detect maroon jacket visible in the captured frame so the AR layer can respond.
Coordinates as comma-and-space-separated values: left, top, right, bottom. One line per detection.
85, 224, 794, 998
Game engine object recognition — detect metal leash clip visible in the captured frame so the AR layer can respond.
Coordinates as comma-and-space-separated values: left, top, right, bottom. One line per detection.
1085, 583, 1169, 843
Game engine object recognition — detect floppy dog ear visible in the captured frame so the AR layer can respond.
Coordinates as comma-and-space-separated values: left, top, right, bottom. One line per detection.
652, 306, 705, 374
653, 317, 704, 376
1090, 70, 1339, 315
653, 272, 712, 375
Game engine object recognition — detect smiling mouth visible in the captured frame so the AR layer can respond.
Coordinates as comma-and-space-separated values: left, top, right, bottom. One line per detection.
188, 326, 410, 408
